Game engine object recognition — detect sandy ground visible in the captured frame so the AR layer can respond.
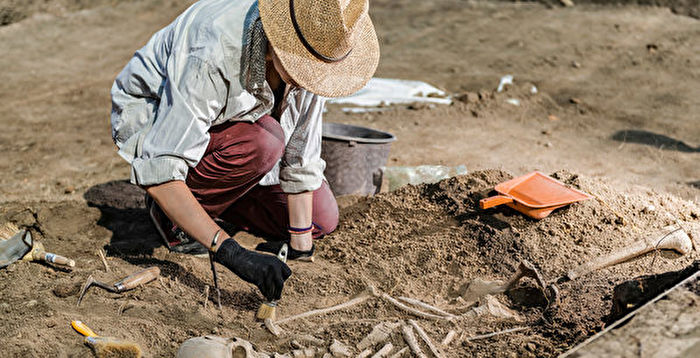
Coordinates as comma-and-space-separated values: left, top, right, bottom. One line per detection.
0, 0, 698, 357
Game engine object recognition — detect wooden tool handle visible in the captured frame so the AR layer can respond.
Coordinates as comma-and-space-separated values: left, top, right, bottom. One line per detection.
114, 267, 160, 292
479, 195, 513, 209
71, 320, 98, 337
39, 252, 75, 268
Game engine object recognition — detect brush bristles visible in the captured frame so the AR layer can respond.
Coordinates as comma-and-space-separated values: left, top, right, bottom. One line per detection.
87, 337, 142, 358
0, 222, 19, 240
256, 302, 277, 320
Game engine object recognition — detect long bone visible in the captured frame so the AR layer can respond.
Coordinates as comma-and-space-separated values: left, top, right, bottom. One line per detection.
567, 225, 693, 280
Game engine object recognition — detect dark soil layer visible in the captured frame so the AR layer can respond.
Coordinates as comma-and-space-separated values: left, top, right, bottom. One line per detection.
1, 170, 698, 357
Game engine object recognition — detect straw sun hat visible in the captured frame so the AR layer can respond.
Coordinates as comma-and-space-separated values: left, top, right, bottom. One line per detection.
259, 0, 380, 98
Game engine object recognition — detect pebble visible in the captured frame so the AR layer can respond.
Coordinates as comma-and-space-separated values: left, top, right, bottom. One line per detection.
571, 60, 581, 68
544, 142, 553, 148
570, 97, 582, 104
25, 300, 38, 308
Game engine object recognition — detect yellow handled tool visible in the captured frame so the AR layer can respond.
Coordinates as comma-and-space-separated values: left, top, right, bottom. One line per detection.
71, 320, 142, 358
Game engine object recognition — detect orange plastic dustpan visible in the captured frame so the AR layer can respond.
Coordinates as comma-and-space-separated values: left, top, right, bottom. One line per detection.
479, 171, 591, 219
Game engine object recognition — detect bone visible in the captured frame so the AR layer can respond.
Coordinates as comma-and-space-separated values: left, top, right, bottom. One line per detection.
409, 320, 443, 358
388, 347, 409, 358
264, 318, 283, 337
357, 322, 400, 350
357, 348, 372, 358
441, 330, 457, 346
382, 294, 452, 321
466, 295, 523, 321
277, 286, 378, 325
464, 326, 528, 342
330, 339, 353, 357
401, 324, 426, 358
567, 225, 693, 280
462, 260, 544, 301
371, 343, 394, 358
397, 297, 455, 318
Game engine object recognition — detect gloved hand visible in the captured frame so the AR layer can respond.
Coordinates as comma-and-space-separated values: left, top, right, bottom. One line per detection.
214, 238, 292, 301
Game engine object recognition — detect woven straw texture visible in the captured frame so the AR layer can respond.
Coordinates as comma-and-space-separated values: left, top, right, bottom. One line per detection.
259, 0, 379, 98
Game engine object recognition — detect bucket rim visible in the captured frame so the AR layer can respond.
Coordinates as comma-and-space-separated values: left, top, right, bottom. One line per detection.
322, 122, 396, 144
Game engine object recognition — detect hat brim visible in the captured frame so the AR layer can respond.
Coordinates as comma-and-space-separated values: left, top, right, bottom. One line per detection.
259, 0, 380, 98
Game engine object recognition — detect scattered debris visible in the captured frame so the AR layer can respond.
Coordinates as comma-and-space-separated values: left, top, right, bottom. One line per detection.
496, 75, 514, 92
505, 98, 521, 106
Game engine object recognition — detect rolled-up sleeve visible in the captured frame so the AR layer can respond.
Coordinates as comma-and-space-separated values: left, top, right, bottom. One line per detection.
130, 56, 227, 186
279, 91, 326, 193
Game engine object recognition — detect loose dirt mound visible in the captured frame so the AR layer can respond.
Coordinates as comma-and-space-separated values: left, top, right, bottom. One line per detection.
1, 170, 698, 357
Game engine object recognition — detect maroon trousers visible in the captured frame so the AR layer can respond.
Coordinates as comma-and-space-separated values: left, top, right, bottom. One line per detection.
185, 115, 338, 240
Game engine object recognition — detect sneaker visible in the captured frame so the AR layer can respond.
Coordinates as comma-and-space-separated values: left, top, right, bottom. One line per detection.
146, 194, 208, 256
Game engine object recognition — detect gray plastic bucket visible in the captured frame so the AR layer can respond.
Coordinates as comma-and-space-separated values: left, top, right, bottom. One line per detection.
321, 122, 396, 195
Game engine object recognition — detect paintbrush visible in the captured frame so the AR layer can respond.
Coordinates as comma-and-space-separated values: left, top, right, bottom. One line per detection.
71, 320, 142, 358
256, 243, 288, 321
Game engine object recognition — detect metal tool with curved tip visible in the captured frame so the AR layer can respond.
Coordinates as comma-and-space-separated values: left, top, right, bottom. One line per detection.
77, 267, 160, 306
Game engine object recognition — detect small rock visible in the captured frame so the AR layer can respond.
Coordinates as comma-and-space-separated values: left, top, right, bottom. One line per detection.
53, 282, 81, 298
571, 61, 581, 68
46, 321, 56, 328
290, 340, 303, 349
544, 142, 553, 148
526, 342, 537, 351
570, 97, 581, 104
548, 114, 560, 121
407, 102, 435, 110
454, 92, 479, 104
478, 90, 492, 100
646, 44, 658, 54
64, 186, 75, 194
541, 129, 551, 135
0, 302, 10, 313
26, 300, 38, 308
642, 205, 656, 213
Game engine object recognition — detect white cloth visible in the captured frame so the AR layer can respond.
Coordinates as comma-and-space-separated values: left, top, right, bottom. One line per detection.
328, 77, 452, 108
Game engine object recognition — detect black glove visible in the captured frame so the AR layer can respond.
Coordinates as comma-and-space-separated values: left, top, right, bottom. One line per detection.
214, 239, 292, 301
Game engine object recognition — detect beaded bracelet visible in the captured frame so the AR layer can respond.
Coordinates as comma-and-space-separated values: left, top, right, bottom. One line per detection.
288, 224, 314, 235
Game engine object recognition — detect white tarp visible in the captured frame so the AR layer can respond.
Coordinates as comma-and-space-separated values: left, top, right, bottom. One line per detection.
328, 77, 452, 107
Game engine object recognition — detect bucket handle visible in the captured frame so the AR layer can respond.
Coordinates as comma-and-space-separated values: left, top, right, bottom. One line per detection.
479, 195, 514, 209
